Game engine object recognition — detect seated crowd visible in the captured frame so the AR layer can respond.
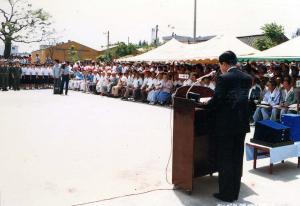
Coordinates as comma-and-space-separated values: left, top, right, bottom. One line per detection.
245, 62, 300, 123
1, 57, 300, 115
68, 62, 217, 105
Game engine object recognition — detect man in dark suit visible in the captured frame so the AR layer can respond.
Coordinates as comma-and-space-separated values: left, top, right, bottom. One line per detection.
206, 51, 252, 202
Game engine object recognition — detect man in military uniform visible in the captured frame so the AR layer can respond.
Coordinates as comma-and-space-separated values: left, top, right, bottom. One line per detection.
2, 61, 9, 91
0, 61, 3, 90
8, 62, 14, 90
13, 61, 22, 91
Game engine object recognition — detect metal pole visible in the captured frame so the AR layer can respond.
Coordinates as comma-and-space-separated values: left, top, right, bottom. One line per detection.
193, 0, 197, 42
155, 25, 159, 47
107, 30, 110, 49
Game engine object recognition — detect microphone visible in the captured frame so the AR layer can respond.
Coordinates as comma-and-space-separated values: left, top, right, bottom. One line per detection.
186, 71, 216, 100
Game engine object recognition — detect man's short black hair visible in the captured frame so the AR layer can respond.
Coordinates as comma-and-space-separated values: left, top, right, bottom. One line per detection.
219, 51, 238, 65
283, 76, 292, 85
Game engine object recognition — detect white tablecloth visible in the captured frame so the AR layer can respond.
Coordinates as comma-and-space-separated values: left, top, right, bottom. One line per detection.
246, 142, 300, 164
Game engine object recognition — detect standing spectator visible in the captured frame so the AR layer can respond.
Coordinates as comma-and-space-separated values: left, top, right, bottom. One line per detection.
60, 63, 71, 95
13, 61, 22, 91
53, 60, 61, 93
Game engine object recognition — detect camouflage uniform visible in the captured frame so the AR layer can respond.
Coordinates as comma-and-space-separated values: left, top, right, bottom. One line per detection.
2, 64, 9, 91
13, 64, 22, 90
8, 65, 14, 90
0, 64, 3, 90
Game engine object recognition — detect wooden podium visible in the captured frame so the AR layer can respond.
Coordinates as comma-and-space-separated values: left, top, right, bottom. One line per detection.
172, 86, 217, 193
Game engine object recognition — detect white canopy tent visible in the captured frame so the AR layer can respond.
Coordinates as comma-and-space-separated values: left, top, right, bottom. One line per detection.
120, 38, 190, 62
239, 36, 300, 61
119, 35, 259, 63
180, 35, 259, 63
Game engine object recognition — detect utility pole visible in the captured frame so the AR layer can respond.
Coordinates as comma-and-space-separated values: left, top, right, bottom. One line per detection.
193, 0, 197, 42
107, 30, 110, 49
128, 36, 130, 45
155, 25, 159, 47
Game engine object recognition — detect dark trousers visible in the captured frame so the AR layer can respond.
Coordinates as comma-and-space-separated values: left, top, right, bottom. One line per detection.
13, 77, 21, 90
60, 75, 69, 95
215, 133, 246, 200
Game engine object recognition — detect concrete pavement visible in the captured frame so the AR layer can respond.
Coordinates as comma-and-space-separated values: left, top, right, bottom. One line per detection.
0, 90, 299, 206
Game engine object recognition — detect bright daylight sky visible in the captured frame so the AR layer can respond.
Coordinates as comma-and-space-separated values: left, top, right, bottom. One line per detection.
0, 0, 300, 53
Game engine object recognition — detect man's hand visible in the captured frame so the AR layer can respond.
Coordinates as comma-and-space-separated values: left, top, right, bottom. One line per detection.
197, 71, 216, 82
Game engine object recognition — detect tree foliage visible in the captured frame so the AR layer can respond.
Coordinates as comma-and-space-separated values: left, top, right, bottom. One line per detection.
68, 45, 79, 63
254, 23, 286, 51
97, 42, 138, 62
0, 0, 54, 57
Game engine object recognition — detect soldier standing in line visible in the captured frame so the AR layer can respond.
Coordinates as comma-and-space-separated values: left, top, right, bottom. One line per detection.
0, 61, 3, 91
2, 61, 9, 91
13, 61, 22, 91
8, 62, 14, 90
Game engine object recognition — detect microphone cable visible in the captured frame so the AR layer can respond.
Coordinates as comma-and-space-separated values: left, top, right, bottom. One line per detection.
72, 101, 178, 206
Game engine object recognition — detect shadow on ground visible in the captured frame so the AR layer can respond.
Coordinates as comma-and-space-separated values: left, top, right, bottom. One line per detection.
248, 161, 300, 182
174, 176, 256, 206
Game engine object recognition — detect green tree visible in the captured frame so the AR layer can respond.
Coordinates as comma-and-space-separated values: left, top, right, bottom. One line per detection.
0, 0, 53, 58
114, 42, 137, 58
68, 45, 79, 63
97, 52, 113, 63
254, 23, 286, 51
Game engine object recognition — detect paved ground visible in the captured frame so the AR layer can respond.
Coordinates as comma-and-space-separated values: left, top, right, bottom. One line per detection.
0, 90, 299, 206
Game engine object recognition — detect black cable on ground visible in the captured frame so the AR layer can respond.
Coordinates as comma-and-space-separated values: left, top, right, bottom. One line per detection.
71, 188, 177, 206
71, 107, 176, 206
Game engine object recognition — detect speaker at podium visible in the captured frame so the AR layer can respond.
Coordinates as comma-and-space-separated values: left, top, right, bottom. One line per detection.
172, 85, 217, 193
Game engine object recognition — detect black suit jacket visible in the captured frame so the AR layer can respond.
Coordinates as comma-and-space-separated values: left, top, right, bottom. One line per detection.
207, 67, 252, 136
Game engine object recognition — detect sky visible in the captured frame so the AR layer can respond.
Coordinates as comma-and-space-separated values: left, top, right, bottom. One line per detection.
1, 0, 300, 53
